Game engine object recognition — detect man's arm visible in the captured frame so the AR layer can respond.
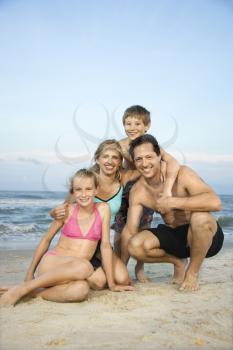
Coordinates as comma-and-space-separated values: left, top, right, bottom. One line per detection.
121, 192, 143, 265
157, 166, 222, 212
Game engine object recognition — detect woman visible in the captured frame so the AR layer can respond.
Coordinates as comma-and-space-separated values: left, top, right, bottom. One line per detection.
91, 139, 141, 247
0, 169, 133, 306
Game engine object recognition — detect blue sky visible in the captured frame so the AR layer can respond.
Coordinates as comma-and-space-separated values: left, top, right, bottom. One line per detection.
0, 0, 232, 193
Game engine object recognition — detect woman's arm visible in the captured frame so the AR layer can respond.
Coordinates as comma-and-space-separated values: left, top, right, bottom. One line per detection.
49, 192, 74, 220
24, 220, 64, 281
50, 203, 69, 220
160, 148, 180, 197
99, 203, 133, 292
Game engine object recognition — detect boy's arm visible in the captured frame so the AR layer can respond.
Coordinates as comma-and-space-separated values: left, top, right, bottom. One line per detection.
24, 219, 64, 281
157, 166, 222, 213
121, 168, 141, 186
160, 148, 180, 197
119, 138, 135, 169
99, 203, 133, 292
119, 138, 131, 162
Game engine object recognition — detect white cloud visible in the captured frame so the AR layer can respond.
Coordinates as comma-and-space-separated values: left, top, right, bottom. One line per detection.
184, 153, 233, 163
0, 151, 92, 165
169, 151, 233, 164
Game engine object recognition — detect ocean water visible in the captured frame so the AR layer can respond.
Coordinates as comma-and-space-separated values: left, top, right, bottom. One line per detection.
0, 191, 232, 250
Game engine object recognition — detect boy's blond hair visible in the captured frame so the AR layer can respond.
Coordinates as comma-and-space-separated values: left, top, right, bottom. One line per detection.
122, 105, 151, 126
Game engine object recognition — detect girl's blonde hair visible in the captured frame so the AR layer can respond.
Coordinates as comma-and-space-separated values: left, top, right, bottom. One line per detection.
69, 168, 98, 194
90, 139, 123, 181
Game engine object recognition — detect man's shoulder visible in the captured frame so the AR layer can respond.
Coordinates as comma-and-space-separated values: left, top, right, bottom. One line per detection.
129, 179, 146, 201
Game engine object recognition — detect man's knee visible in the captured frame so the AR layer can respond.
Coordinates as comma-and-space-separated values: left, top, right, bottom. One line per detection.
128, 236, 144, 259
189, 213, 216, 245
190, 213, 216, 232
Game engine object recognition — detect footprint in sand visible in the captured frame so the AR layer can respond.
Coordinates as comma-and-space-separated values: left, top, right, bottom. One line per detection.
45, 338, 68, 347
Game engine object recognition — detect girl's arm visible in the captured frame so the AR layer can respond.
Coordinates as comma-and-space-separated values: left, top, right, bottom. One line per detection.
24, 219, 64, 281
160, 148, 180, 197
99, 203, 133, 292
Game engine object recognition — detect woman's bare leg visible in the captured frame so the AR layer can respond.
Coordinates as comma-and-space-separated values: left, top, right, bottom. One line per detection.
112, 253, 131, 285
87, 267, 107, 290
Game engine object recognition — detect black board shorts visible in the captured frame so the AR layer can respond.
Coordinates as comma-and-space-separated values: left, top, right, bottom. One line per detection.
148, 222, 224, 259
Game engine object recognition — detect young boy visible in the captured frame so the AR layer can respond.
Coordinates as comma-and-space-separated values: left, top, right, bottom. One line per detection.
115, 105, 180, 282
119, 105, 179, 196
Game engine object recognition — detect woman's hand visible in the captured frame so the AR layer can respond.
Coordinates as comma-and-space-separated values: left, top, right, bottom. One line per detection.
50, 203, 68, 220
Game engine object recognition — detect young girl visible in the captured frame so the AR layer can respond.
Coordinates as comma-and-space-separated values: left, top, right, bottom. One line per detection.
51, 141, 140, 288
0, 169, 133, 306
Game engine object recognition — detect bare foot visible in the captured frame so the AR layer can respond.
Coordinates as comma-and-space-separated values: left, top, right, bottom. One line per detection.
135, 262, 150, 283
0, 286, 24, 306
179, 273, 199, 292
128, 278, 135, 286
170, 259, 187, 285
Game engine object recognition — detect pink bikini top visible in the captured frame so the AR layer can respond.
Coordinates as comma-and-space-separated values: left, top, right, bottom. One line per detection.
61, 204, 102, 241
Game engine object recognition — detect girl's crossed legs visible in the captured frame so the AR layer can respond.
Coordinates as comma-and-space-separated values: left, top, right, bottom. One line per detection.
0, 253, 94, 306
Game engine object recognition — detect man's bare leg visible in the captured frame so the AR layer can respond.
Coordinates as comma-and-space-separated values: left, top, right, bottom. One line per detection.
129, 230, 186, 284
180, 213, 217, 292
134, 260, 151, 283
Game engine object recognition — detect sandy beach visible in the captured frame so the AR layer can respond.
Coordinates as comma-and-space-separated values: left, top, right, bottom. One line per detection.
0, 237, 232, 350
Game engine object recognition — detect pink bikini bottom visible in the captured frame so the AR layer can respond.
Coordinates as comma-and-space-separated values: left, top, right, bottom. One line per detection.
44, 249, 59, 256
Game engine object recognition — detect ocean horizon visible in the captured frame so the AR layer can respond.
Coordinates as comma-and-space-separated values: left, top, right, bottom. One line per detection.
0, 190, 233, 250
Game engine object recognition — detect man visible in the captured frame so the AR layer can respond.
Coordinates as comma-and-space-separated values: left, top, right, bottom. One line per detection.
121, 134, 224, 291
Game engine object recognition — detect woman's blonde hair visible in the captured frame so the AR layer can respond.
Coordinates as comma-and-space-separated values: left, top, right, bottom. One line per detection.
69, 168, 98, 194
90, 139, 123, 181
